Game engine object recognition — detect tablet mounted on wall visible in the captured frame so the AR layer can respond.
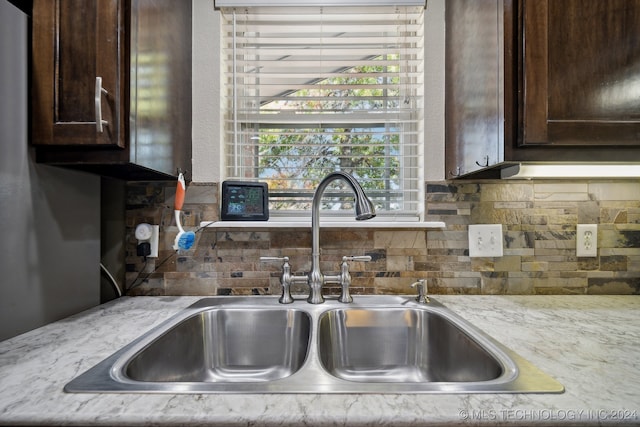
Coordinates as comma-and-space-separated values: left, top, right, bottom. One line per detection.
221, 181, 269, 221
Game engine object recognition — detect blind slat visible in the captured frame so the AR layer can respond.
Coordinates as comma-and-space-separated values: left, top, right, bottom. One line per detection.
223, 37, 423, 45
226, 60, 422, 69
223, 115, 419, 125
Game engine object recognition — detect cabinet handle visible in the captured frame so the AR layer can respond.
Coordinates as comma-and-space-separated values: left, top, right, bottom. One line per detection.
475, 156, 490, 168
95, 77, 109, 133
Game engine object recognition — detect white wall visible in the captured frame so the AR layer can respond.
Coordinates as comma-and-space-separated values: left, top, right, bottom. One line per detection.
192, 0, 222, 183
423, 0, 445, 181
191, 0, 446, 183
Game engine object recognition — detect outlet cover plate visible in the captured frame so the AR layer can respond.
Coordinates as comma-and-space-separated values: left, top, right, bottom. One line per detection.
469, 224, 503, 258
149, 225, 159, 258
576, 224, 598, 257
135, 223, 159, 258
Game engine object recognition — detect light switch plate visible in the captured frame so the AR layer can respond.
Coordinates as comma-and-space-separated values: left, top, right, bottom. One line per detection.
576, 224, 598, 257
468, 224, 503, 257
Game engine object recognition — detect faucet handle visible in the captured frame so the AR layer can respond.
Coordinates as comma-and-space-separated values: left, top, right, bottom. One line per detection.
260, 256, 294, 304
410, 279, 430, 304
260, 256, 290, 263
336, 256, 371, 303
343, 255, 372, 263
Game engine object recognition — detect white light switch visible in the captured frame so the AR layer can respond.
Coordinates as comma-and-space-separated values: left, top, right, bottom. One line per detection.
468, 224, 503, 258
576, 224, 598, 257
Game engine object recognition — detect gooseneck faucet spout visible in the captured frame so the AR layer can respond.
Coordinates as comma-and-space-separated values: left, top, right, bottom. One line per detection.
307, 171, 376, 304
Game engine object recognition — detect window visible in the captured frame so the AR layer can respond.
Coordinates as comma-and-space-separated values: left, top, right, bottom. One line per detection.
220, 5, 424, 218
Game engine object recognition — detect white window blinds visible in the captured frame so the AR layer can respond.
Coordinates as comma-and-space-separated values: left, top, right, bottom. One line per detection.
221, 5, 424, 218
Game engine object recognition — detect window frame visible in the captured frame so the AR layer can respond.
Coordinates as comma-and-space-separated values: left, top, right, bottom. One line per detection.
220, 5, 425, 219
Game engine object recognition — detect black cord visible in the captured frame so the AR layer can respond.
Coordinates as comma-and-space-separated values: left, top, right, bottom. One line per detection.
125, 255, 173, 295
124, 257, 150, 295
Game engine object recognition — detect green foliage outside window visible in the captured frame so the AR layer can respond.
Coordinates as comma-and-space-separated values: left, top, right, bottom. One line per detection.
253, 60, 405, 211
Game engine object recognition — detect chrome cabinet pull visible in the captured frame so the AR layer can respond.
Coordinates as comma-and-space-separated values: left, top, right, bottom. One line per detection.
449, 167, 462, 177
95, 77, 109, 133
476, 155, 490, 167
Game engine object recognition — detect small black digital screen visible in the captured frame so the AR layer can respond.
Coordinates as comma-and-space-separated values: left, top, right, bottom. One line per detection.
221, 181, 269, 221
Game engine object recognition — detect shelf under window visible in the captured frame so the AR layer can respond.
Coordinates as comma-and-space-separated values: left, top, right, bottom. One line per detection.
200, 218, 445, 229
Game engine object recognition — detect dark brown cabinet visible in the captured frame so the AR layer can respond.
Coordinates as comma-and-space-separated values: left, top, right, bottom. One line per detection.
445, 0, 504, 178
31, 0, 192, 180
521, 0, 640, 148
446, 0, 640, 178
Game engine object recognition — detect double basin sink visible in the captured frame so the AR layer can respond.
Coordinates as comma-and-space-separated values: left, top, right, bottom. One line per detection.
65, 296, 563, 394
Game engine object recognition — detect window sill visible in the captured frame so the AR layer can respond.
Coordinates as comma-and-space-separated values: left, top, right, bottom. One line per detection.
200, 218, 445, 229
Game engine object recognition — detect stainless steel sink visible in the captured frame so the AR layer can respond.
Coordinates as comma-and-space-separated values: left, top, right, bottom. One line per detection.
64, 296, 564, 394
124, 308, 311, 383
318, 308, 502, 383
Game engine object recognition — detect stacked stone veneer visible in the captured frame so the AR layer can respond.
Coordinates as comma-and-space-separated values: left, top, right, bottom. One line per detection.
125, 180, 640, 296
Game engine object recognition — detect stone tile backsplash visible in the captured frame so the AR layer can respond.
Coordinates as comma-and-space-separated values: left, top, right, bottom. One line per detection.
125, 180, 640, 296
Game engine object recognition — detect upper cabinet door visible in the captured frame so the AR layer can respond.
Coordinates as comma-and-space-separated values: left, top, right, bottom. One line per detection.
31, 0, 124, 147
445, 0, 504, 177
521, 0, 640, 147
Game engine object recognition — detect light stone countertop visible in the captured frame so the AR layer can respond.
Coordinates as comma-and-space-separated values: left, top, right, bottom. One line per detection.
0, 295, 638, 426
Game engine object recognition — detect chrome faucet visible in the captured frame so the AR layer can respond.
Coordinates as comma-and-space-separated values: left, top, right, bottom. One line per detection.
307, 171, 376, 303
261, 171, 376, 304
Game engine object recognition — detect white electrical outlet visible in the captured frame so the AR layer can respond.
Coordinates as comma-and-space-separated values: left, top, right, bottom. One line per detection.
468, 224, 503, 257
576, 224, 598, 257
135, 223, 159, 258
